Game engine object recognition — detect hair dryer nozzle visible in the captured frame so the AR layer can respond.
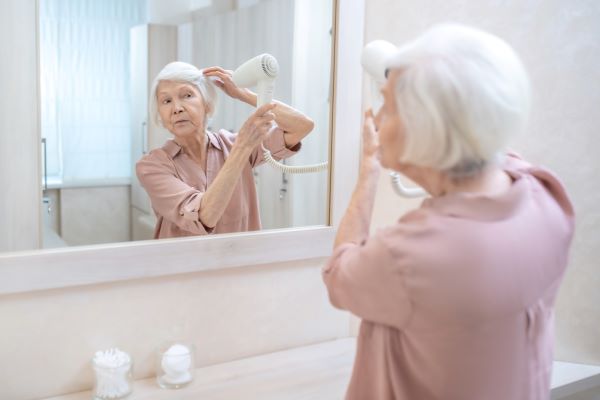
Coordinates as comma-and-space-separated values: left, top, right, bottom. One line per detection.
232, 53, 279, 88
233, 54, 279, 108
260, 54, 279, 78
361, 40, 397, 84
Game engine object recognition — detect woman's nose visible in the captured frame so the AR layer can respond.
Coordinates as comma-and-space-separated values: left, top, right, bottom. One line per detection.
172, 102, 184, 114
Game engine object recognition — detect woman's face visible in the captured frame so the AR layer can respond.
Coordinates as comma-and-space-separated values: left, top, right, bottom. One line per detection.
156, 80, 207, 137
376, 69, 406, 170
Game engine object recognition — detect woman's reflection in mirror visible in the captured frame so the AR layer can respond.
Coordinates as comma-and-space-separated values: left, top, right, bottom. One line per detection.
136, 62, 314, 238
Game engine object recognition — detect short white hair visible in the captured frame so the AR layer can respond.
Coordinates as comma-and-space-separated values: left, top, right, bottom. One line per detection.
149, 61, 218, 127
386, 24, 531, 177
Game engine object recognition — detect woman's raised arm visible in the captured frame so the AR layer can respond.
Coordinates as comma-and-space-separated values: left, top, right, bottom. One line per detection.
203, 66, 314, 148
197, 103, 276, 228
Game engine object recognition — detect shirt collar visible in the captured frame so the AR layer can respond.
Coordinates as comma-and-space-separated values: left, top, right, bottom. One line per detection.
421, 161, 528, 222
162, 140, 182, 158
206, 130, 222, 150
162, 130, 222, 158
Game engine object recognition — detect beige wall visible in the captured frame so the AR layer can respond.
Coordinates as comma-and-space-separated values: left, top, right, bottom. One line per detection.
364, 0, 600, 364
0, 259, 348, 399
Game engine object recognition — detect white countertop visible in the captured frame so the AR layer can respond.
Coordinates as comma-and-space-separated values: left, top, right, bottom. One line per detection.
45, 338, 354, 400
43, 338, 600, 400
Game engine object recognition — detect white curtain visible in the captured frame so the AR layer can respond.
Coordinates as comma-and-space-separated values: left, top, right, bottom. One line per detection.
40, 0, 146, 181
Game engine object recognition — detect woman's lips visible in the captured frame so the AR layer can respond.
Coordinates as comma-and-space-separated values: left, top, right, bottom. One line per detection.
174, 120, 189, 125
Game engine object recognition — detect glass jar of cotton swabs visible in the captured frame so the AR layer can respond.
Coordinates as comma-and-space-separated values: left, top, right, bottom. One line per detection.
92, 348, 133, 399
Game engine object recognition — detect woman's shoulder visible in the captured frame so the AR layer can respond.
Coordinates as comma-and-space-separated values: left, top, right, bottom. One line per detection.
373, 207, 443, 250
135, 142, 176, 175
503, 152, 574, 220
212, 128, 237, 148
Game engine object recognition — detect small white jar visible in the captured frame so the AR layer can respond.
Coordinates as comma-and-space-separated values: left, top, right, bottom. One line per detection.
155, 341, 196, 389
92, 348, 133, 400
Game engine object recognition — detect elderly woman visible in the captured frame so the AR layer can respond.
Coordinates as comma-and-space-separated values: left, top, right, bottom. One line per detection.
136, 62, 313, 238
323, 24, 575, 400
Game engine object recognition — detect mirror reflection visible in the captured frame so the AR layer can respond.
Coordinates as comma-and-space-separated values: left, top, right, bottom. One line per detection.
137, 61, 312, 238
39, 0, 333, 248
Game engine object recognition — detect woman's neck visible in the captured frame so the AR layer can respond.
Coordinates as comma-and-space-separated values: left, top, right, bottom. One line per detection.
403, 164, 512, 198
174, 128, 208, 166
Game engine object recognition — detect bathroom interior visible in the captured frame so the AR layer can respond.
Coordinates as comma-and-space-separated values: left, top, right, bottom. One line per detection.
1, 0, 599, 399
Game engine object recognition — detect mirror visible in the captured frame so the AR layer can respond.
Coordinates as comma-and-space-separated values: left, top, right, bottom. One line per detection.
36, 0, 334, 249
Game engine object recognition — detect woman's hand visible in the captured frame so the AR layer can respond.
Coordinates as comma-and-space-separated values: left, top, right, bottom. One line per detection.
233, 103, 277, 153
203, 66, 253, 102
331, 109, 382, 248
362, 109, 381, 171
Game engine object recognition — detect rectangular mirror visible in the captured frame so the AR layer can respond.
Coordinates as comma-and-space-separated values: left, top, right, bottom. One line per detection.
0, 0, 364, 296
33, 0, 334, 251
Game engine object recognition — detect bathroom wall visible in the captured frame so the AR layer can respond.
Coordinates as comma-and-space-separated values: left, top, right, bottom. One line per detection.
0, 0, 41, 252
0, 259, 348, 399
60, 186, 131, 246
40, 186, 131, 247
364, 0, 600, 365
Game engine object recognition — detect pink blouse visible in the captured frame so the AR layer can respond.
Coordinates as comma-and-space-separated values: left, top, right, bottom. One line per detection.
136, 127, 300, 239
323, 154, 575, 400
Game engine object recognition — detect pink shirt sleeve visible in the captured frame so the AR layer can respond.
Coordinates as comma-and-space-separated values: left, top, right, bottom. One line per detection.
136, 150, 214, 235
322, 233, 413, 330
249, 125, 301, 168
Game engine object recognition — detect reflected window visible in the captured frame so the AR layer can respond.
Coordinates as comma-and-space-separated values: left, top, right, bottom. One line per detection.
40, 0, 147, 182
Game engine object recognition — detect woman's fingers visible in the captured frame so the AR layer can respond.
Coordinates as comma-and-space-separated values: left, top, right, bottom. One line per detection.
203, 66, 229, 75
364, 110, 376, 133
366, 108, 378, 128
362, 109, 380, 158
204, 70, 232, 82
252, 103, 277, 118
236, 104, 277, 148
253, 112, 275, 125
204, 67, 235, 83
211, 79, 224, 87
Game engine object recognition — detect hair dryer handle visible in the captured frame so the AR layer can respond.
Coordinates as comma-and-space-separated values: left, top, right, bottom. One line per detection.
257, 79, 275, 108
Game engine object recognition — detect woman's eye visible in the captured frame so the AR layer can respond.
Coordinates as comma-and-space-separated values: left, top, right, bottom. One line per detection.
162, 99, 171, 104
185, 93, 192, 98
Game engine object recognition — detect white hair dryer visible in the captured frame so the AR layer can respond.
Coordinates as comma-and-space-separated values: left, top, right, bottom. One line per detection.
361, 40, 397, 113
233, 54, 327, 174
232, 54, 279, 108
361, 40, 427, 198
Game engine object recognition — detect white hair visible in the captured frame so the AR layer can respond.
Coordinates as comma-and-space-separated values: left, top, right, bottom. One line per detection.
386, 24, 531, 177
149, 61, 218, 127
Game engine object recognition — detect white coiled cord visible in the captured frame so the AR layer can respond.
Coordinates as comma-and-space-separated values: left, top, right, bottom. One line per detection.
261, 144, 328, 174
390, 172, 428, 198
